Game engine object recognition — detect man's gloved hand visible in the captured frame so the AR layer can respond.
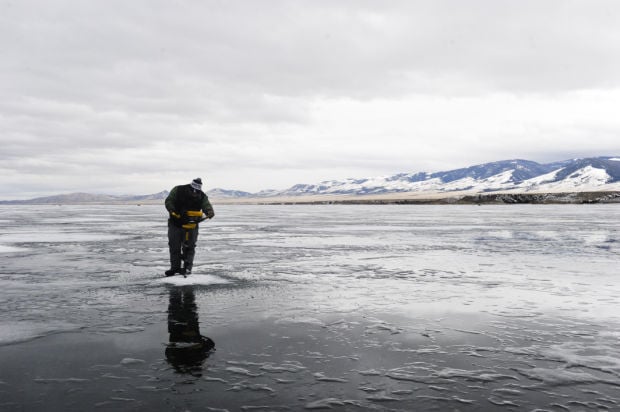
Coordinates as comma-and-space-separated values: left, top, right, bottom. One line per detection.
206, 211, 215, 219
170, 211, 181, 219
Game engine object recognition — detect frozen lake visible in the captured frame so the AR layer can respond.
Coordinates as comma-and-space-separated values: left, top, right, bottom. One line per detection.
1, 204, 619, 411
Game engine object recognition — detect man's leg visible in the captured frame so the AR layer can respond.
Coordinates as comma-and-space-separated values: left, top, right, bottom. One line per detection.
166, 222, 184, 276
182, 227, 199, 274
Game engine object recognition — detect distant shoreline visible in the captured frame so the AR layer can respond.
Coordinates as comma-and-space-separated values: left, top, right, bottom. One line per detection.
2, 191, 619, 206
214, 191, 620, 205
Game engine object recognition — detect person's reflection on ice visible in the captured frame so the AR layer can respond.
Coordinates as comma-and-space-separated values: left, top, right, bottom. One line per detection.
165, 286, 215, 375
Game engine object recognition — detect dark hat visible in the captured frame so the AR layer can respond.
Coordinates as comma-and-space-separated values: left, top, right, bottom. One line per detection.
190, 178, 202, 191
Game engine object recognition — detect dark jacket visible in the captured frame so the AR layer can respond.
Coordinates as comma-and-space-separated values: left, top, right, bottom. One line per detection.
165, 184, 215, 226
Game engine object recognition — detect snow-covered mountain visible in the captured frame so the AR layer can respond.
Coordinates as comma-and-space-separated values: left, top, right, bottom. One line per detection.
3, 157, 619, 204
252, 157, 620, 197
205, 188, 253, 198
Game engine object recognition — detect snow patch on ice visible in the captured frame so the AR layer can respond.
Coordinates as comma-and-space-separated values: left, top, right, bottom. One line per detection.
435, 368, 519, 382
508, 342, 620, 376
275, 316, 325, 326
157, 274, 231, 286
313, 372, 348, 382
0, 321, 81, 346
514, 367, 619, 386
100, 326, 145, 334
260, 362, 306, 373
0, 232, 124, 243
225, 366, 264, 377
120, 358, 146, 366
0, 245, 27, 253
305, 398, 346, 409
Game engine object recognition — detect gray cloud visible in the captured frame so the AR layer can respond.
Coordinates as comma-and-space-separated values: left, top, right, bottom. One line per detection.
1, 1, 620, 199
5, 1, 619, 99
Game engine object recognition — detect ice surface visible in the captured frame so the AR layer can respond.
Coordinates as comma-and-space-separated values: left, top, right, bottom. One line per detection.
1, 203, 619, 411
0, 245, 27, 253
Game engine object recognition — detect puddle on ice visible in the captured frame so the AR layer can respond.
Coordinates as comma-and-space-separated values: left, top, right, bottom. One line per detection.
0, 204, 619, 411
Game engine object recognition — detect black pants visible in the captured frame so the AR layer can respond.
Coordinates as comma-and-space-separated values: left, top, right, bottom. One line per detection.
168, 221, 199, 271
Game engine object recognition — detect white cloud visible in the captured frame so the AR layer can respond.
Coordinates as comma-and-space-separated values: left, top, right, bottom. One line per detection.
1, 0, 620, 199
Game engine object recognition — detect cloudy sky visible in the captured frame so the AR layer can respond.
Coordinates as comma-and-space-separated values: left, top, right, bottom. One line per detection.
2, 0, 620, 199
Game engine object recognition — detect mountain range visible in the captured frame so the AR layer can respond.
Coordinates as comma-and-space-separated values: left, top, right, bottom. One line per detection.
212, 156, 620, 198
0, 191, 171, 205
2, 156, 619, 204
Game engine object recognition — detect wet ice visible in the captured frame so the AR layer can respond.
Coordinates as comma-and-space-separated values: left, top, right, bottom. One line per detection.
0, 204, 619, 410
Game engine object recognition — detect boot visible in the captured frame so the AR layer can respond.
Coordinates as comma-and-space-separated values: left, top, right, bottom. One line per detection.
165, 267, 185, 277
